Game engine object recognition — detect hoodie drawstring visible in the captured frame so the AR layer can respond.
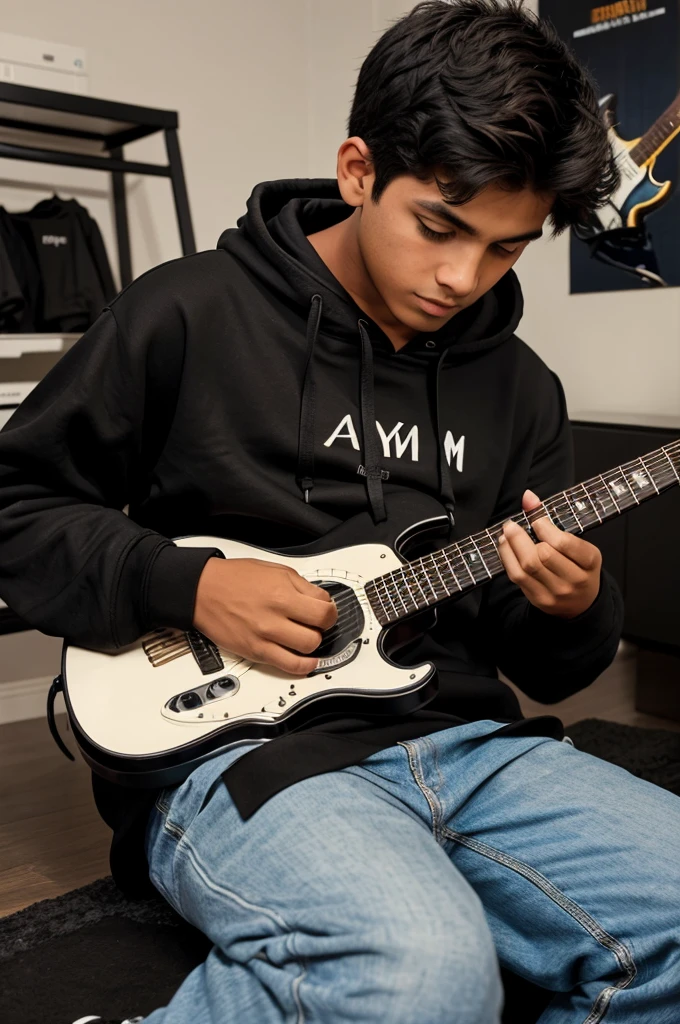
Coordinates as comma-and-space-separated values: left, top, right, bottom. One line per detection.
357, 320, 387, 523
296, 294, 323, 504
296, 297, 455, 531
434, 348, 456, 533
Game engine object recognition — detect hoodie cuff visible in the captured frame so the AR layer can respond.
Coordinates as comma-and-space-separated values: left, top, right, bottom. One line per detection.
526, 570, 623, 659
144, 542, 224, 632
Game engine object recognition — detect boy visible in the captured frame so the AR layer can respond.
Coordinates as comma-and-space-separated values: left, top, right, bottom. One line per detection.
1, 2, 679, 1021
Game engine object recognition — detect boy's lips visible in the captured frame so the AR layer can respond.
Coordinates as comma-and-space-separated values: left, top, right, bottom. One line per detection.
415, 295, 458, 316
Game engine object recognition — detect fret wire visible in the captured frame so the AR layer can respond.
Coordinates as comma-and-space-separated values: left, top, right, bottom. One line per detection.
369, 584, 389, 622
516, 510, 533, 533
449, 545, 473, 587
591, 474, 617, 517
638, 455, 659, 495
427, 551, 452, 597
484, 528, 503, 566
438, 549, 465, 590
543, 495, 566, 530
377, 576, 402, 620
600, 472, 622, 513
385, 578, 406, 620
412, 560, 442, 601
542, 503, 556, 526
578, 481, 602, 524
560, 483, 593, 525
389, 580, 411, 616
469, 535, 492, 579
405, 565, 432, 602
409, 562, 434, 604
430, 556, 455, 594
562, 489, 582, 532
396, 567, 420, 611
662, 446, 680, 485
611, 466, 640, 507
457, 540, 480, 585
439, 547, 465, 591
619, 451, 668, 495
405, 563, 431, 609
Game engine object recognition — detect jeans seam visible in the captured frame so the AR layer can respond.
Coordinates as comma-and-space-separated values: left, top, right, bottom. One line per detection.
155, 791, 170, 815
398, 740, 444, 842
179, 835, 308, 1024
442, 826, 637, 1023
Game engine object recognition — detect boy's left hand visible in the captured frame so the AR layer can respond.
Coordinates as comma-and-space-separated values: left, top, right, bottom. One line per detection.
498, 489, 602, 619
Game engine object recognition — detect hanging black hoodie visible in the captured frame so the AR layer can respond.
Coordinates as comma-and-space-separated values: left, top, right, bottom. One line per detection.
0, 180, 623, 896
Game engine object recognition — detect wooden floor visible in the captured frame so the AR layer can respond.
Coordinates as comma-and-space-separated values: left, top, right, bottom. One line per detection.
1, 644, 679, 919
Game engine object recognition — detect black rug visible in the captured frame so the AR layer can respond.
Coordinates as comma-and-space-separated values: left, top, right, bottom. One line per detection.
2, 718, 680, 1024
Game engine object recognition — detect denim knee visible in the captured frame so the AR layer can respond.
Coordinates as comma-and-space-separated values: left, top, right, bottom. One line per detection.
342, 892, 503, 1024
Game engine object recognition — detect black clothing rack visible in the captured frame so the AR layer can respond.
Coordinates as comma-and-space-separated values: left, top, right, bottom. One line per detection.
0, 82, 196, 289
0, 83, 196, 636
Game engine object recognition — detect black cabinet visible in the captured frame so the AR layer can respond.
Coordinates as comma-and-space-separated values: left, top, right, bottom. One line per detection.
572, 418, 680, 651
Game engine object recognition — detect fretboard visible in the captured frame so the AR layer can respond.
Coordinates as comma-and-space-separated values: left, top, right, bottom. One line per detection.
365, 439, 680, 626
630, 92, 680, 166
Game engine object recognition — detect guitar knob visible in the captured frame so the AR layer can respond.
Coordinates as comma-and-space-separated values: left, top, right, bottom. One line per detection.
207, 676, 238, 700
179, 691, 202, 710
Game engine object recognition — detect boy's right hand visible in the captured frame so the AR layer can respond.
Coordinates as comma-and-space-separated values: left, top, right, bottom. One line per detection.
192, 557, 338, 676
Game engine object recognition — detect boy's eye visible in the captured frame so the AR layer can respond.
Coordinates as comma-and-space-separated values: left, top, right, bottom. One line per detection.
417, 219, 518, 256
417, 219, 455, 242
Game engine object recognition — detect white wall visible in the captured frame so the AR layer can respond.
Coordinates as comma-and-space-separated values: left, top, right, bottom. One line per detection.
0, 0, 311, 283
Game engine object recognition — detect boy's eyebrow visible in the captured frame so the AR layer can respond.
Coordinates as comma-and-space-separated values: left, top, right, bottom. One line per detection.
415, 200, 544, 244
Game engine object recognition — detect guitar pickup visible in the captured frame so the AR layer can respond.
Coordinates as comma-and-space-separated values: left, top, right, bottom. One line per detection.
186, 630, 224, 675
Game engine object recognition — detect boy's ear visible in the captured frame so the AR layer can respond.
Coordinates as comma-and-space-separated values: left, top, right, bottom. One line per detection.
336, 137, 375, 208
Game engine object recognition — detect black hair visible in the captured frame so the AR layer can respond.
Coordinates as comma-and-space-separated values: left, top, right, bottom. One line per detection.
348, 0, 618, 232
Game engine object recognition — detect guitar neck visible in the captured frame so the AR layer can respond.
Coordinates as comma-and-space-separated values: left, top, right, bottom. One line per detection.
630, 92, 680, 166
365, 439, 680, 626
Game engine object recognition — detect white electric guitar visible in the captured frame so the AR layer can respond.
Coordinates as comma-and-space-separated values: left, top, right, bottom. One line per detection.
53, 438, 680, 787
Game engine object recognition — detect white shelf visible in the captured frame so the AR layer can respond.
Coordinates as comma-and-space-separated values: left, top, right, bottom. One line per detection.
0, 333, 81, 357
571, 411, 680, 432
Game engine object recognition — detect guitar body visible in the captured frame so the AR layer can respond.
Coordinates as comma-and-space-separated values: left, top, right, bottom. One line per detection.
63, 517, 445, 789
592, 93, 673, 232
56, 438, 680, 789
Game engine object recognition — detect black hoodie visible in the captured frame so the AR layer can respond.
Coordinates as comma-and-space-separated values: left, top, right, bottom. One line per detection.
0, 180, 623, 896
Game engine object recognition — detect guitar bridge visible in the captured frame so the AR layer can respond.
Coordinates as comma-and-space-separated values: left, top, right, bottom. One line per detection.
186, 629, 224, 675
142, 627, 224, 675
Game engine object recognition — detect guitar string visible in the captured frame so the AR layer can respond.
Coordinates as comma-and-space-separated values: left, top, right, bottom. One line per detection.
274, 444, 680, 629
179, 439, 678, 650
366, 445, 680, 618
331, 445, 680, 617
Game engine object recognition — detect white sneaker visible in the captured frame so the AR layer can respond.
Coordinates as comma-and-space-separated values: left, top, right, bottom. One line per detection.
71, 1017, 143, 1023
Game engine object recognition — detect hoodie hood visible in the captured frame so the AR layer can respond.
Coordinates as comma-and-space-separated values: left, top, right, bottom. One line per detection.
218, 178, 524, 358
217, 178, 526, 528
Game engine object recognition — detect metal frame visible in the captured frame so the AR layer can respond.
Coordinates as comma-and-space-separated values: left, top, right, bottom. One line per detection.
0, 82, 196, 291
0, 84, 197, 634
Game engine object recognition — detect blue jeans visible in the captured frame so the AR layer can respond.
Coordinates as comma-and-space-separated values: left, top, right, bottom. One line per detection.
143, 720, 680, 1023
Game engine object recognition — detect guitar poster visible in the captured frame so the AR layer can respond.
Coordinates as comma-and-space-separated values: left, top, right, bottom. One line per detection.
539, 1, 680, 292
